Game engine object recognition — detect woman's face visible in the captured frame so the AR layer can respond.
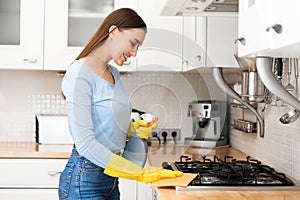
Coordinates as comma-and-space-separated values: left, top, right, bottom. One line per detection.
109, 27, 146, 66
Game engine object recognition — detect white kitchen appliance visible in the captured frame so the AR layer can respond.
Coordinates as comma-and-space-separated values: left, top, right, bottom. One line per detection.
35, 114, 73, 144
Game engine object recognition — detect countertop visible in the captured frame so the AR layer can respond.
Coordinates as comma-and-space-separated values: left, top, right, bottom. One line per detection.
0, 142, 72, 159
1, 142, 300, 199
0, 142, 242, 161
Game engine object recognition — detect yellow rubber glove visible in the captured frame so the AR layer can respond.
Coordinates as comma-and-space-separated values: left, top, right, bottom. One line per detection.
135, 121, 157, 140
104, 154, 183, 183
127, 120, 158, 140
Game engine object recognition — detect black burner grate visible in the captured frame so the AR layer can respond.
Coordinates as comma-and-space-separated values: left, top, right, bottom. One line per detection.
169, 155, 294, 186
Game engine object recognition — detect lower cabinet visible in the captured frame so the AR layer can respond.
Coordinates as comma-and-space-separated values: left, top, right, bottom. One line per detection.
120, 179, 155, 200
0, 158, 153, 200
137, 182, 153, 200
119, 178, 137, 200
0, 189, 58, 200
0, 158, 67, 200
0, 159, 67, 188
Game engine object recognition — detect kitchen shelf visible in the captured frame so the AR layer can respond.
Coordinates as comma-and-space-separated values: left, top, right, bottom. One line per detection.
231, 102, 257, 109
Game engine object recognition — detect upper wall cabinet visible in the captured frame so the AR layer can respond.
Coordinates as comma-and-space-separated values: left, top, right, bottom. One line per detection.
206, 16, 238, 68
44, 0, 81, 70
44, 0, 137, 71
238, 0, 300, 58
183, 15, 238, 70
267, 0, 300, 57
0, 0, 137, 71
182, 16, 206, 71
114, 0, 137, 10
237, 0, 272, 57
136, 0, 183, 71
0, 0, 44, 69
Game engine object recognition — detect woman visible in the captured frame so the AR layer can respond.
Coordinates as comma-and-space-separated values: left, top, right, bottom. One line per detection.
58, 8, 182, 200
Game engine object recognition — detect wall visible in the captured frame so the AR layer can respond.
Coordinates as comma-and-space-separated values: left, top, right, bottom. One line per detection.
0, 69, 220, 143
0, 70, 66, 142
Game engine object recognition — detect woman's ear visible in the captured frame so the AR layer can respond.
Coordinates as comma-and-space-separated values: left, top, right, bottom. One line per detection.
109, 25, 120, 37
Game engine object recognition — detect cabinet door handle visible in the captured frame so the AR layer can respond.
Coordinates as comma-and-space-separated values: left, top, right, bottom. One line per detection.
48, 171, 62, 176
123, 61, 131, 65
266, 24, 282, 34
195, 55, 202, 62
23, 58, 37, 63
234, 37, 246, 46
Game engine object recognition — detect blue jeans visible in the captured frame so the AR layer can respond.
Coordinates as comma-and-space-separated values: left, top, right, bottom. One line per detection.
58, 147, 120, 200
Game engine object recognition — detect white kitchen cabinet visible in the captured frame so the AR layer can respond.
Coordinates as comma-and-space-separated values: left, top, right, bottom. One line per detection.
44, 0, 81, 70
182, 16, 206, 71
0, 0, 44, 69
137, 0, 183, 71
0, 0, 137, 71
0, 189, 58, 200
136, 182, 153, 200
237, 0, 272, 57
238, 0, 300, 58
0, 158, 137, 200
44, 0, 138, 71
206, 16, 238, 68
0, 159, 67, 188
270, 1, 300, 48
44, 0, 137, 71
0, 158, 67, 200
182, 15, 238, 70
119, 178, 137, 200
114, 0, 137, 10
265, 0, 300, 57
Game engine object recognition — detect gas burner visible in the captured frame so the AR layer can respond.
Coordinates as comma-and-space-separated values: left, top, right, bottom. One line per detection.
200, 176, 226, 184
246, 176, 284, 185
164, 155, 295, 187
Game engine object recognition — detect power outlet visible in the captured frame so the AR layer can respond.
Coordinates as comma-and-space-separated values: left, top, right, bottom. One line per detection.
149, 129, 181, 143
170, 129, 181, 141
150, 128, 181, 143
150, 130, 161, 143
159, 129, 170, 144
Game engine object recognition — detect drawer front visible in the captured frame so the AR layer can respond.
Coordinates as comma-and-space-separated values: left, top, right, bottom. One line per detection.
0, 159, 67, 188
0, 189, 58, 200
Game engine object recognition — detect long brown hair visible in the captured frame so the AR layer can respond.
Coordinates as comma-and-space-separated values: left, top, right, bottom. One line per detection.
76, 8, 147, 60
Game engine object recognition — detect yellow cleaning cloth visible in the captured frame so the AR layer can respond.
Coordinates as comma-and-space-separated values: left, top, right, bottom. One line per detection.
150, 173, 197, 188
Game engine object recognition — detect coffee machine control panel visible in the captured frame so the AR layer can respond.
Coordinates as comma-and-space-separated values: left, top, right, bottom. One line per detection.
188, 102, 212, 119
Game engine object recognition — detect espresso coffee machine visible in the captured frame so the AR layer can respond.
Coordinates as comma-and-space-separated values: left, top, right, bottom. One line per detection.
185, 100, 229, 147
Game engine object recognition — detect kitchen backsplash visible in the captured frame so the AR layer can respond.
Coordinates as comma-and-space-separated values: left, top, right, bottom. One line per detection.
0, 69, 221, 143
230, 103, 300, 181
0, 70, 67, 142
230, 62, 300, 182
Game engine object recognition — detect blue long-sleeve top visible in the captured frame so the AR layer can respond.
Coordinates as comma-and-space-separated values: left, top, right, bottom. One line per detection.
62, 60, 131, 168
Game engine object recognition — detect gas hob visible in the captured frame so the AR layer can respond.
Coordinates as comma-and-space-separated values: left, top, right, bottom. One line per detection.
163, 155, 300, 191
